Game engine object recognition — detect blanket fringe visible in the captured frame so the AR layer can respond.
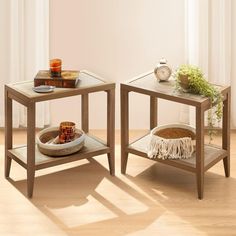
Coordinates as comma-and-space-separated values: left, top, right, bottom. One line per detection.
147, 135, 194, 160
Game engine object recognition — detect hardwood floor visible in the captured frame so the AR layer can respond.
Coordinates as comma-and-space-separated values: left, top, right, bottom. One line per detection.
0, 130, 236, 235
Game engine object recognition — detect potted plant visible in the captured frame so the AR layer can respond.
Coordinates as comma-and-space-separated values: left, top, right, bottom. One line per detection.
174, 64, 223, 141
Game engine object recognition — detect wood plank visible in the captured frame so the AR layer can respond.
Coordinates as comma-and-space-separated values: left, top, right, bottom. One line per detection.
8, 92, 28, 106
150, 96, 157, 129
7, 150, 27, 169
122, 73, 229, 108
4, 89, 12, 178
6, 71, 115, 103
107, 88, 115, 175
127, 72, 229, 95
195, 106, 205, 199
120, 86, 129, 174
128, 134, 227, 171
27, 102, 36, 198
223, 88, 231, 177
81, 93, 89, 133
9, 135, 109, 170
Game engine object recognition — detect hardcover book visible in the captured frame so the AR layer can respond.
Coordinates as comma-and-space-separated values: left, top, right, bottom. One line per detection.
34, 70, 80, 88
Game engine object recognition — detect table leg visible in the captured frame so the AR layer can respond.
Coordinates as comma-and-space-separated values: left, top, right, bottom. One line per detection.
27, 103, 36, 198
81, 94, 89, 133
150, 96, 157, 130
222, 89, 231, 177
5, 88, 12, 178
107, 89, 115, 175
121, 86, 129, 174
196, 106, 205, 199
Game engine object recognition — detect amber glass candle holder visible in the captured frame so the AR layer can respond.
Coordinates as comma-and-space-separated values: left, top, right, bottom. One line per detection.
50, 58, 62, 77
59, 121, 76, 144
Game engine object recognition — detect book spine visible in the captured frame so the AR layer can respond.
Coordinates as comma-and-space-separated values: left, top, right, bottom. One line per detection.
34, 79, 76, 88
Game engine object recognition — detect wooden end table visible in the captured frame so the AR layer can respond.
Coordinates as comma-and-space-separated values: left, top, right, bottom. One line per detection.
120, 71, 230, 199
5, 70, 115, 198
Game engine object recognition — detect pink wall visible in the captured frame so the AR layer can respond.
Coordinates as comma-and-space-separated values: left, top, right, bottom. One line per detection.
49, 0, 185, 128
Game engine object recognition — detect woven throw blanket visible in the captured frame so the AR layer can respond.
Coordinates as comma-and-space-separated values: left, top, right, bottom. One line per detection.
147, 134, 194, 160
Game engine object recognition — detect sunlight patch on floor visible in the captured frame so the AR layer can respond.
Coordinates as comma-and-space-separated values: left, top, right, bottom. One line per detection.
151, 188, 169, 200
127, 211, 208, 236
46, 194, 117, 228
95, 178, 149, 215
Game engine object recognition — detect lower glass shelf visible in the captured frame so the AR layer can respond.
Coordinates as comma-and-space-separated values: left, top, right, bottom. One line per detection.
8, 134, 109, 170
128, 134, 228, 173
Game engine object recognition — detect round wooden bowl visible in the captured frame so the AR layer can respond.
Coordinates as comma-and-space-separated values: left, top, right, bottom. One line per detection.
148, 124, 196, 160
36, 127, 85, 157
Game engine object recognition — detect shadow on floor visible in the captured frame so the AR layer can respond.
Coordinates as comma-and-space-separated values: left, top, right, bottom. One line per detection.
124, 154, 236, 236
8, 157, 165, 236
7, 151, 236, 236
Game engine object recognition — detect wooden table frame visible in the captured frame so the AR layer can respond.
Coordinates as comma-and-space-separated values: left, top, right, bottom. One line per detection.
120, 71, 230, 199
5, 70, 115, 198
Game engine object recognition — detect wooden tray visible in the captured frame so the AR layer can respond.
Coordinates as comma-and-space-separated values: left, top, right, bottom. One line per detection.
34, 70, 80, 88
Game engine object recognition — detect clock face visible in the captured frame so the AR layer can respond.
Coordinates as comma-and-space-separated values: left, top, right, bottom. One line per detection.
155, 66, 171, 81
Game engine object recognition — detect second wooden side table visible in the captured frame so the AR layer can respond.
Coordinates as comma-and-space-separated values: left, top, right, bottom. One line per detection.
120, 71, 230, 199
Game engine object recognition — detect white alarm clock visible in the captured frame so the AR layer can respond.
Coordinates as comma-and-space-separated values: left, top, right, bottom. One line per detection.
154, 58, 172, 82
